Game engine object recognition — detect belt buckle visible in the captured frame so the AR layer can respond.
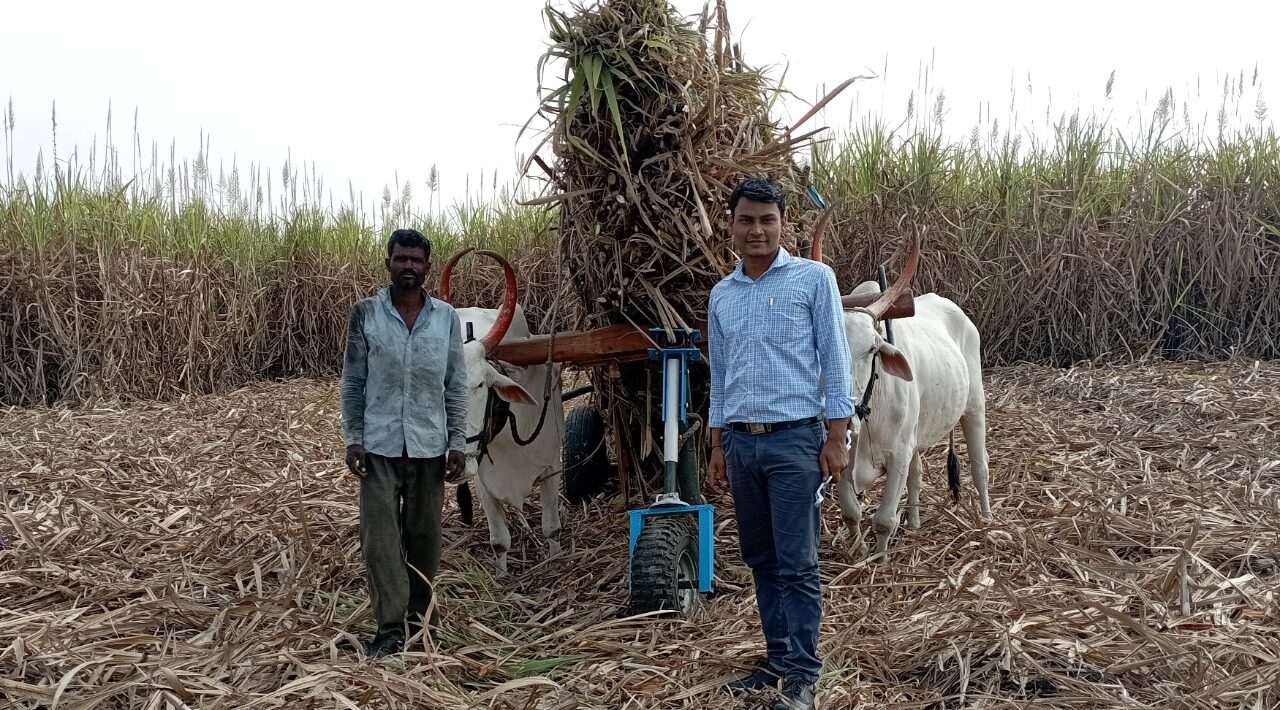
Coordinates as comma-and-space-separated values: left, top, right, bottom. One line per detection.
748, 422, 766, 434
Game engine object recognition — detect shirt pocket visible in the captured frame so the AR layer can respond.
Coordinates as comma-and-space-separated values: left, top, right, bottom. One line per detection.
763, 293, 809, 344
418, 317, 454, 373
411, 328, 446, 370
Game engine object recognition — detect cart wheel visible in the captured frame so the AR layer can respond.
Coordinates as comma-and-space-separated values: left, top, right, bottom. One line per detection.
630, 517, 699, 616
562, 404, 614, 503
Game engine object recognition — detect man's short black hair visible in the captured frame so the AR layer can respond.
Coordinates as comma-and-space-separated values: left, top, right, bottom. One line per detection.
729, 176, 786, 218
386, 228, 431, 259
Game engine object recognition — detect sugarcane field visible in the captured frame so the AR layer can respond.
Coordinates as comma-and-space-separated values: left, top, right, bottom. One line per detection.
2, 0, 1279, 708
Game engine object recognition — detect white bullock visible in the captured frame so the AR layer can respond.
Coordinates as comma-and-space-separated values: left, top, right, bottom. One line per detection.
439, 249, 565, 576
817, 236, 993, 558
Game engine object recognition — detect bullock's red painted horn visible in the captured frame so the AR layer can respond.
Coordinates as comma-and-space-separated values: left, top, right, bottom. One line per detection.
808, 204, 836, 262
477, 250, 518, 353
865, 233, 922, 321
438, 247, 474, 303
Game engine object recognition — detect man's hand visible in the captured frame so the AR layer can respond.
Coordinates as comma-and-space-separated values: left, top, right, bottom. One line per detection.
708, 446, 728, 494
819, 437, 848, 483
345, 444, 368, 478
445, 450, 466, 483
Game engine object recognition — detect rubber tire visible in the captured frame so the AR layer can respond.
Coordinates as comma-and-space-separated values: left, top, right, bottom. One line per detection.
562, 405, 613, 503
629, 517, 699, 616
676, 423, 703, 505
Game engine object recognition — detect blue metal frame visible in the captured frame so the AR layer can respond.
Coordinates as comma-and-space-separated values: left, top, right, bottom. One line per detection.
625, 327, 715, 596
646, 327, 701, 425
627, 505, 715, 593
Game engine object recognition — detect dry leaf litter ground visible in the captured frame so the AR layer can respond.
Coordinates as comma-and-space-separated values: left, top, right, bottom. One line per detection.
2, 359, 1278, 709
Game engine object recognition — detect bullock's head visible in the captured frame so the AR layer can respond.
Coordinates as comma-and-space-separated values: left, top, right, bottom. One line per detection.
439, 248, 536, 473
808, 205, 916, 392
835, 237, 921, 426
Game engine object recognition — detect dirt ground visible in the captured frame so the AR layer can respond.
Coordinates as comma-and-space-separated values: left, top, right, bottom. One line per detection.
2, 359, 1278, 709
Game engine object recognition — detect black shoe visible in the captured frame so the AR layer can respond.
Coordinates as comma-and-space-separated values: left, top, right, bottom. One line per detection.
773, 678, 816, 710
362, 634, 403, 658
724, 658, 783, 693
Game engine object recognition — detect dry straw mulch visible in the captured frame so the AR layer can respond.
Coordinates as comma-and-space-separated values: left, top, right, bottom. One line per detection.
2, 358, 1278, 709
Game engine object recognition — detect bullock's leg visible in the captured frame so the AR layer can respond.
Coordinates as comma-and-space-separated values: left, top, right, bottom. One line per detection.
906, 451, 924, 531
961, 400, 993, 521
871, 451, 910, 558
477, 482, 511, 577
539, 470, 562, 557
835, 473, 866, 556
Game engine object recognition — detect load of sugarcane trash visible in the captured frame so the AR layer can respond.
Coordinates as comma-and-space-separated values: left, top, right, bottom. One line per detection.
497, 0, 910, 502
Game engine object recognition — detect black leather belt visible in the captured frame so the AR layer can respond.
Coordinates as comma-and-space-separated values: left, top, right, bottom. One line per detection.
728, 416, 822, 434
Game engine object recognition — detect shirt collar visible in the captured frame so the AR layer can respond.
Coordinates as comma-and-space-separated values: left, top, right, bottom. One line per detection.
729, 247, 793, 283
378, 285, 434, 315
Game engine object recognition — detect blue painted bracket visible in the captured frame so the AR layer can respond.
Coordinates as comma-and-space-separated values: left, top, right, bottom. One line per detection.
627, 504, 715, 593
628, 327, 714, 596
646, 328, 702, 426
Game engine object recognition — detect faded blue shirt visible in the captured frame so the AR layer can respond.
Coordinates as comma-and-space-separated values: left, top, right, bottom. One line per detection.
708, 248, 855, 428
340, 287, 468, 458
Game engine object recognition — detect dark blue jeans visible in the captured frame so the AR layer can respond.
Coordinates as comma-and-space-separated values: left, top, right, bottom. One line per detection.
723, 421, 825, 684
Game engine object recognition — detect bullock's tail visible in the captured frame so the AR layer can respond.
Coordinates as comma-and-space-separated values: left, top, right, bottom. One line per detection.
946, 429, 961, 504
457, 481, 474, 526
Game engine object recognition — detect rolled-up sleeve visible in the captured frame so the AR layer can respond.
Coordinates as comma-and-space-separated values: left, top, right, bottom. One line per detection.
813, 265, 855, 419
444, 308, 468, 452
340, 303, 368, 447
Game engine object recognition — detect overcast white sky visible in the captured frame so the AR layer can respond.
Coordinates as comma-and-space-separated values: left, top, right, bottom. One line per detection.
4, 0, 1277, 220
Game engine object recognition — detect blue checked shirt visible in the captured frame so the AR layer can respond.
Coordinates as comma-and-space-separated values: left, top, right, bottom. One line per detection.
340, 287, 468, 458
708, 248, 855, 428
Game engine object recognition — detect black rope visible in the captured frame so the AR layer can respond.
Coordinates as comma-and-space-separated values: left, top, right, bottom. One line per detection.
508, 366, 554, 446
855, 357, 879, 420
855, 269, 895, 422
466, 292, 562, 458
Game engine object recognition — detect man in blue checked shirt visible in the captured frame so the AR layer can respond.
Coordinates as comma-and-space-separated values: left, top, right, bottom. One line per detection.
707, 177, 854, 710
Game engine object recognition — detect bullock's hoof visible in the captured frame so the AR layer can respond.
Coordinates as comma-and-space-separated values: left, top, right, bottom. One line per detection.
839, 526, 869, 558
869, 536, 892, 564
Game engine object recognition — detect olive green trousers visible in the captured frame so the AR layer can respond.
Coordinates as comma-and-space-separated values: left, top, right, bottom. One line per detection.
360, 452, 444, 641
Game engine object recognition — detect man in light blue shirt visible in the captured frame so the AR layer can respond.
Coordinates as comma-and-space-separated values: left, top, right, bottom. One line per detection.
707, 177, 854, 710
341, 228, 468, 657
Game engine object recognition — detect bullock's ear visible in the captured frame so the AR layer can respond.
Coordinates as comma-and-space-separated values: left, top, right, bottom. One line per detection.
491, 373, 537, 405
877, 341, 913, 381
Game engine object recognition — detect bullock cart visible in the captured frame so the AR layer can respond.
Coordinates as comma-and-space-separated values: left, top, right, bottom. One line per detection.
477, 258, 916, 617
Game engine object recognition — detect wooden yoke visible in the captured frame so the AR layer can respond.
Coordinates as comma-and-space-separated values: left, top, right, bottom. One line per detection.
489, 291, 915, 367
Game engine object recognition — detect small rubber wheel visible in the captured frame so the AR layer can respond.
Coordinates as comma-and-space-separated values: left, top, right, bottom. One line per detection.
629, 517, 699, 616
